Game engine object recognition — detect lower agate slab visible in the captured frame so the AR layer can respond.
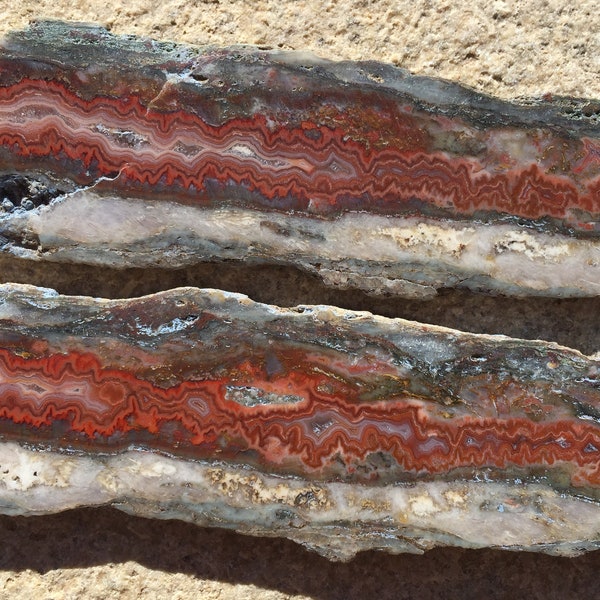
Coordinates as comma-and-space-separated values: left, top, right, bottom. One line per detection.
1, 283, 599, 559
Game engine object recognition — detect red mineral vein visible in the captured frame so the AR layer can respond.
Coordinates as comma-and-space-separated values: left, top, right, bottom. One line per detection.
1, 348, 599, 486
0, 79, 598, 224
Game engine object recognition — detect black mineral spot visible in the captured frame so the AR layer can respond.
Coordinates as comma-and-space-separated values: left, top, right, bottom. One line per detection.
0, 174, 64, 211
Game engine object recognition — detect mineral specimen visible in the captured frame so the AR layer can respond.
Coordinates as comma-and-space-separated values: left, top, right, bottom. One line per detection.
1, 283, 600, 559
0, 21, 600, 561
0, 21, 598, 298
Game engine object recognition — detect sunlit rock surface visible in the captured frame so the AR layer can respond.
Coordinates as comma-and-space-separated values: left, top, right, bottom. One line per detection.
0, 21, 598, 297
0, 21, 600, 560
0, 283, 599, 559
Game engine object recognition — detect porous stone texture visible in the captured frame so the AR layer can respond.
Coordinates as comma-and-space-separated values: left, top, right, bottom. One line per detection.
0, 1, 599, 599
3, 1, 599, 100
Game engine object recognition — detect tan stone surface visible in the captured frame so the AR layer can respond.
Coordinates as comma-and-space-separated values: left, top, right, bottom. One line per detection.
0, 1, 599, 598
1, 0, 599, 98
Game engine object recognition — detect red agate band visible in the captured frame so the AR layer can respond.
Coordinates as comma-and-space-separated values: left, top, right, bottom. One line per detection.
1, 349, 600, 486
0, 285, 598, 490
0, 22, 598, 232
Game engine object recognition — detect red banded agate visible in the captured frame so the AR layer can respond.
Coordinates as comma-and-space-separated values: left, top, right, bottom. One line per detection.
0, 76, 597, 226
0, 21, 598, 298
2, 347, 600, 487
0, 284, 599, 558
0, 24, 598, 229
0, 284, 599, 489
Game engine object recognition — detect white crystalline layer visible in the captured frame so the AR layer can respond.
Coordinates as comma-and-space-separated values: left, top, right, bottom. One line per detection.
3, 189, 598, 298
1, 441, 599, 560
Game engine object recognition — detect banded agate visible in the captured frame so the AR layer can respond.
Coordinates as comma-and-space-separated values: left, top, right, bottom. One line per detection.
1, 283, 600, 559
0, 21, 598, 298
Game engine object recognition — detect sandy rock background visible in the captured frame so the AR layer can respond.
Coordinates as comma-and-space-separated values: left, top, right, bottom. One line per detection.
0, 0, 599, 598
3, 0, 600, 98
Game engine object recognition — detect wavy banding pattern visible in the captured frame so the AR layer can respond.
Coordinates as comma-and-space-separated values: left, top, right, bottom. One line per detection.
0, 284, 599, 488
3, 348, 600, 486
0, 78, 597, 225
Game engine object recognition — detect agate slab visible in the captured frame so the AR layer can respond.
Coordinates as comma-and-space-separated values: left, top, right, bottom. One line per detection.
0, 21, 598, 297
0, 21, 599, 561
1, 283, 600, 559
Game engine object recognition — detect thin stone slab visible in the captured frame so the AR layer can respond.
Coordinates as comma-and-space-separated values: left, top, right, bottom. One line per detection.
0, 21, 598, 297
0, 283, 599, 559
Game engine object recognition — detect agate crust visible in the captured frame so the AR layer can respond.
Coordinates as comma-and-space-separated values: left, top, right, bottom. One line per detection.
0, 21, 599, 561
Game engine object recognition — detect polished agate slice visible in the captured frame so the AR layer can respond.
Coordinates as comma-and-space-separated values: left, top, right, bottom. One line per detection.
0, 283, 599, 559
0, 21, 598, 297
